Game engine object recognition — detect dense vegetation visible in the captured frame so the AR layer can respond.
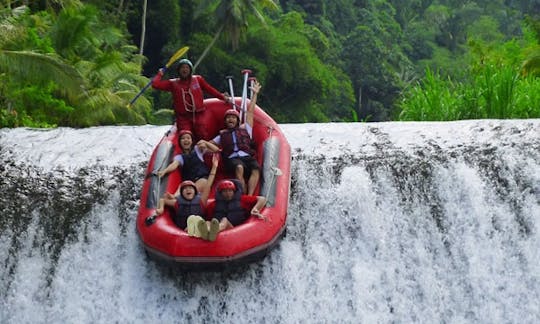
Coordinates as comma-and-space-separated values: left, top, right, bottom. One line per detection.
1, 0, 539, 128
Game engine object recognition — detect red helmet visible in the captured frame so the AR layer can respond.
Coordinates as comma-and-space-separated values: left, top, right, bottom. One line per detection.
224, 109, 240, 119
217, 180, 236, 192
178, 129, 193, 139
179, 180, 197, 194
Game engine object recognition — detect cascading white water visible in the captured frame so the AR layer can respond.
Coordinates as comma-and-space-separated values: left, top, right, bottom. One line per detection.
0, 120, 538, 323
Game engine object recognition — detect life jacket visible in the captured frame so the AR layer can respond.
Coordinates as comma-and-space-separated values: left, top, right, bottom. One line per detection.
219, 127, 255, 157
172, 76, 205, 113
174, 194, 204, 227
214, 179, 245, 221
181, 150, 209, 181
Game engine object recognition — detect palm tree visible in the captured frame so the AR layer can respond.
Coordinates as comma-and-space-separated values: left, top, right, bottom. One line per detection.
48, 4, 150, 125
193, 0, 279, 69
1, 4, 150, 127
521, 50, 540, 77
0, 6, 86, 101
521, 17, 540, 77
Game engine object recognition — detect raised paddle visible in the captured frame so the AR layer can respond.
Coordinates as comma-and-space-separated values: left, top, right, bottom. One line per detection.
127, 46, 189, 108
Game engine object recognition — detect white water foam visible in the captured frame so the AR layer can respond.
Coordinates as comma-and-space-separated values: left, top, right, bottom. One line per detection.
0, 120, 539, 323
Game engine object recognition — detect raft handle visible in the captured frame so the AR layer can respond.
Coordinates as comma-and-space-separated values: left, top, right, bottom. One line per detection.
145, 214, 157, 226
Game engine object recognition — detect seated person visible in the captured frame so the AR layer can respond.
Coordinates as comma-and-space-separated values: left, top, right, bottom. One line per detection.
158, 129, 219, 194
206, 179, 267, 237
156, 154, 220, 241
208, 81, 262, 195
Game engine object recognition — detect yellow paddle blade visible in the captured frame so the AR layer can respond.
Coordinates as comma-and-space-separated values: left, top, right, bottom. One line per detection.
165, 46, 189, 68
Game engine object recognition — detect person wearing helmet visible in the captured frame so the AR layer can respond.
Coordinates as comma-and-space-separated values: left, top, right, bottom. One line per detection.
157, 129, 219, 193
208, 81, 262, 195
205, 179, 267, 235
151, 58, 231, 140
155, 154, 220, 241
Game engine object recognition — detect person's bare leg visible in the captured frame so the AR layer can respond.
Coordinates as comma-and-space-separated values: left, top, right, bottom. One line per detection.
219, 218, 233, 232
156, 198, 165, 214
247, 169, 260, 195
195, 178, 208, 194
235, 164, 246, 193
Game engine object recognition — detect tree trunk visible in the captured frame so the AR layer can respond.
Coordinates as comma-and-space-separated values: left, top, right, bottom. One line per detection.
117, 0, 124, 15
357, 85, 363, 119
139, 0, 147, 58
193, 24, 224, 71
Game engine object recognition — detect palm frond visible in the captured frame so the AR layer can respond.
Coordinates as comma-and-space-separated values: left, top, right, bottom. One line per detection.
49, 5, 99, 59
0, 50, 85, 99
194, 0, 219, 18
521, 51, 540, 77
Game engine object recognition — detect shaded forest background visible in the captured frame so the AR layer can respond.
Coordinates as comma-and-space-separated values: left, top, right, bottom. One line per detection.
1, 0, 540, 127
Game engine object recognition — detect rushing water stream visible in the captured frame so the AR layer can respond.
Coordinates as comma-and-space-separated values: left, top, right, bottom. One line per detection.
1, 120, 539, 323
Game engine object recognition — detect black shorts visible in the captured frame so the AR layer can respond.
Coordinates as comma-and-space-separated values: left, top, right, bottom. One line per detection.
224, 156, 260, 178
217, 213, 247, 227
184, 175, 208, 182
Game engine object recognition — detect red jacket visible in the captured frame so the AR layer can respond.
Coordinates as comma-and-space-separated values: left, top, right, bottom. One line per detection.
152, 73, 225, 115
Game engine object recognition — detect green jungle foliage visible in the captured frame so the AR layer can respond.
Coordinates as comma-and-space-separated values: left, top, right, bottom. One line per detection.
399, 27, 540, 120
1, 1, 540, 128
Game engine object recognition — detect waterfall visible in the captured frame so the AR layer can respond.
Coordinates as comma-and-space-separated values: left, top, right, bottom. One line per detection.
1, 120, 538, 323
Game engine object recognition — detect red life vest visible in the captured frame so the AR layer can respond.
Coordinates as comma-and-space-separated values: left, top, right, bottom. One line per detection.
219, 127, 255, 157
170, 76, 205, 113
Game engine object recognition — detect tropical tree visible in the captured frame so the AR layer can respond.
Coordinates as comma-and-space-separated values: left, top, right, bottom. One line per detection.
343, 2, 413, 121
521, 16, 540, 77
239, 12, 355, 122
192, 0, 279, 69
0, 5, 85, 126
0, 4, 151, 127
47, 4, 150, 126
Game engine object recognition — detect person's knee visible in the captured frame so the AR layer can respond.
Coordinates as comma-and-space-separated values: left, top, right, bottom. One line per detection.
195, 178, 207, 191
235, 164, 244, 174
220, 218, 232, 230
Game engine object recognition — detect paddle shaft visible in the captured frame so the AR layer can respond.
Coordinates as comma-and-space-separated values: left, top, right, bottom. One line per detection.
128, 46, 189, 108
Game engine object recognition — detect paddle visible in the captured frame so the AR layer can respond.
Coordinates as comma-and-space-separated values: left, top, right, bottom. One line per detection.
127, 46, 190, 108
226, 75, 236, 108
239, 69, 251, 123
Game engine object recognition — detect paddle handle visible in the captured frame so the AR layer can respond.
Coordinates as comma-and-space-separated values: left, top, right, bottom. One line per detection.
128, 46, 189, 108
226, 75, 235, 108
240, 69, 252, 123
127, 78, 154, 108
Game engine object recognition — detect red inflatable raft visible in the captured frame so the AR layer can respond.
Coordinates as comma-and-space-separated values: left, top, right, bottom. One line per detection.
136, 98, 291, 267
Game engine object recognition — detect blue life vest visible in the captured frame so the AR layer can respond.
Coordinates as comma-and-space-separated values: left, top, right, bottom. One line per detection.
181, 150, 209, 181
174, 194, 204, 228
214, 179, 245, 221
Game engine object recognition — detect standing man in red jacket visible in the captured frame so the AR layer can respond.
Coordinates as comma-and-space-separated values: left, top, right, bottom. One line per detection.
152, 59, 230, 140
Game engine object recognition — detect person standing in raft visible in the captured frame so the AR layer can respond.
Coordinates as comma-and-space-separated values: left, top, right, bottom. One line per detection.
151, 58, 231, 140
208, 81, 262, 195
156, 154, 221, 241
157, 129, 220, 194
206, 179, 267, 235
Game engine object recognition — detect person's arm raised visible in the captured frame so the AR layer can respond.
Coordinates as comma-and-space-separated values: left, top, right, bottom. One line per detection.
200, 154, 219, 205
246, 81, 261, 128
196, 140, 220, 153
